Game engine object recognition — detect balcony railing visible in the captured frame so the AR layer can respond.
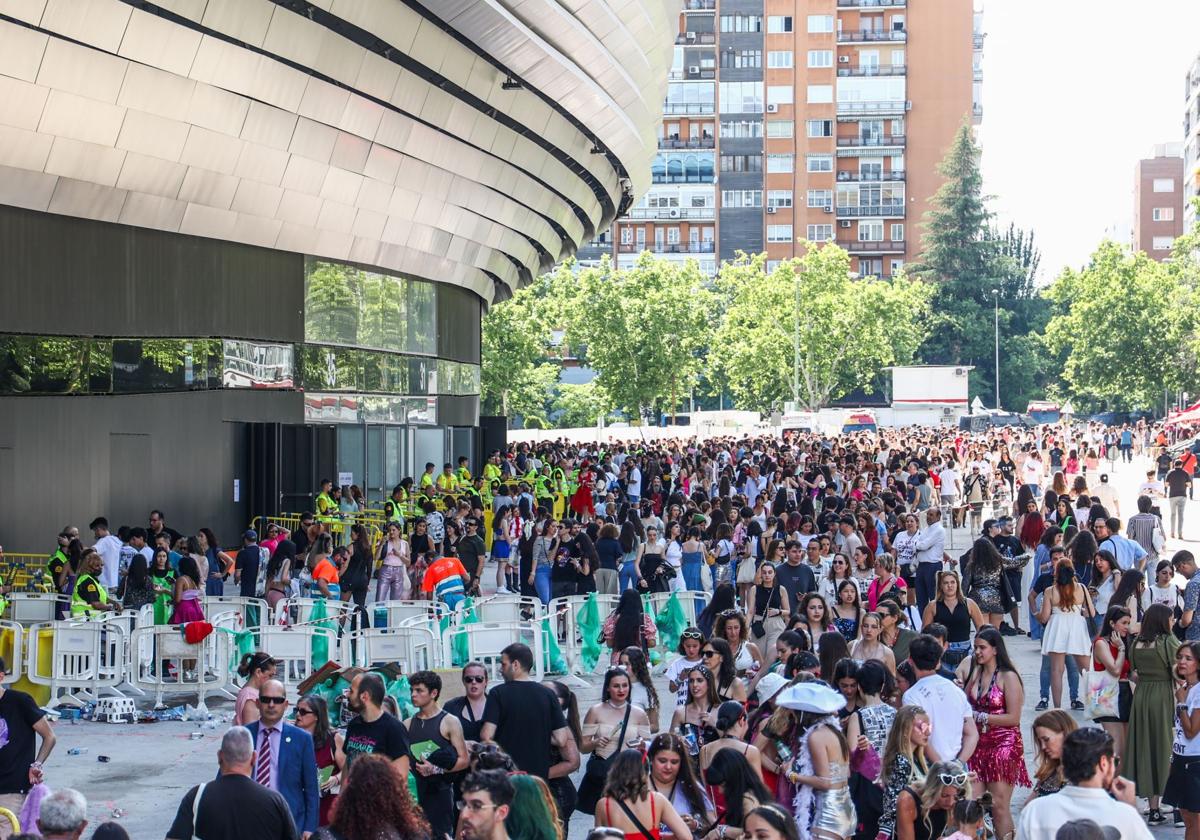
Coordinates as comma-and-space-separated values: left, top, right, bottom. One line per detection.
682, 0, 716, 10
837, 0, 906, 6
972, 103, 984, 116
837, 28, 907, 43
669, 67, 717, 81
838, 64, 906, 77
836, 170, 906, 182
663, 102, 716, 115
619, 242, 716, 254
676, 31, 716, 45
659, 136, 716, 150
836, 101, 910, 115
836, 134, 906, 147
652, 175, 718, 185
835, 203, 906, 218
625, 207, 716, 221
973, 33, 985, 48
839, 239, 906, 253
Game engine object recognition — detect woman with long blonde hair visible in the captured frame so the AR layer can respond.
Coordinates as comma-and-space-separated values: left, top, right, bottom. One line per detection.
877, 705, 931, 840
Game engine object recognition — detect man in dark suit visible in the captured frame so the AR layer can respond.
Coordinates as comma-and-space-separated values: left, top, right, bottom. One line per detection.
246, 679, 319, 839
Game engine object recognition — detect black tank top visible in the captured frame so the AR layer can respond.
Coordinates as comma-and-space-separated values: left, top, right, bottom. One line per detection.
903, 786, 948, 840
934, 599, 971, 643
408, 710, 452, 773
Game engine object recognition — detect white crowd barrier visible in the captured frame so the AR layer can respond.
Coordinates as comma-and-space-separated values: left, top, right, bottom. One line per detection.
371, 599, 446, 629
274, 597, 358, 628
257, 624, 339, 701
0, 620, 22, 685
472, 596, 541, 624
8, 593, 70, 624
129, 623, 233, 712
26, 620, 128, 708
347, 626, 440, 673
444, 620, 546, 682
95, 611, 143, 696
202, 596, 268, 630
547, 594, 619, 675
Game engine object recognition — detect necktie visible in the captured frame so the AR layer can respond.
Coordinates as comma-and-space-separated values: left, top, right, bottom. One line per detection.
256, 727, 274, 787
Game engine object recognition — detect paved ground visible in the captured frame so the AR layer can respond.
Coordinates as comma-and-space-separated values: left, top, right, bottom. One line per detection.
31, 450, 1199, 839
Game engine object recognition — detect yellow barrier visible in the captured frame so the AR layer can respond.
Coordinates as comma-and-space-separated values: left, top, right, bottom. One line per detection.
0, 807, 18, 834
2, 554, 52, 592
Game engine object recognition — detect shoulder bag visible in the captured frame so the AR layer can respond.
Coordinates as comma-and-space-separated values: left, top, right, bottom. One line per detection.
575, 702, 633, 814
190, 783, 206, 840
751, 585, 779, 639
613, 796, 659, 840
1084, 643, 1120, 720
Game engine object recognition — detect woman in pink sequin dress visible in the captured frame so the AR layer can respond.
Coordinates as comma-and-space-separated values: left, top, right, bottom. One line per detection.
963, 626, 1030, 840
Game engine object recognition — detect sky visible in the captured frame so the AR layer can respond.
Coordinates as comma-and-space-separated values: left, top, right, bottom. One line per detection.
979, 0, 1200, 282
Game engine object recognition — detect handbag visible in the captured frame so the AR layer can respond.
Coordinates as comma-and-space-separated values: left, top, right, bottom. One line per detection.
1084, 659, 1121, 719
576, 702, 633, 814
751, 585, 780, 638
736, 556, 758, 586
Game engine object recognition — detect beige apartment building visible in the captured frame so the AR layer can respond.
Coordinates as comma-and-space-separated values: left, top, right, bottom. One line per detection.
579, 0, 982, 279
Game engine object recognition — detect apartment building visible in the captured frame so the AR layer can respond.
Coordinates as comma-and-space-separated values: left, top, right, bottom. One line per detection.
1133, 143, 1184, 260
1185, 53, 1200, 232
582, 0, 982, 279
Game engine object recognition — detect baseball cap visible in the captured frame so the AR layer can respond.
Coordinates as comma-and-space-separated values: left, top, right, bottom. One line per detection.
243, 529, 258, 541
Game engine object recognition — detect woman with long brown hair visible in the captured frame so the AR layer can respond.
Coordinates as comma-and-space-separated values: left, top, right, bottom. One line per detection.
1126, 602, 1181, 825
594, 749, 692, 840
320, 753, 430, 840
1037, 558, 1095, 709
1027, 709, 1077, 801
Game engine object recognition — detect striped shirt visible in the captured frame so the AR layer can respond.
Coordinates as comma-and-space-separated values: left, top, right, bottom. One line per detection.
1126, 512, 1163, 562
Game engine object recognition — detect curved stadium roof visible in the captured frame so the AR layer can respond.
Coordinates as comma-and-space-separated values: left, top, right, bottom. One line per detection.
0, 0, 678, 304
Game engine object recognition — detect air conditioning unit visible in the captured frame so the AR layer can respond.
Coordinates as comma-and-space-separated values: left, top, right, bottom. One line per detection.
766, 103, 778, 113
688, 66, 701, 74
823, 206, 833, 213
942, 406, 954, 416
840, 220, 852, 228
838, 55, 851, 63
954, 367, 966, 376
685, 31, 697, 40
766, 206, 777, 214
667, 208, 681, 218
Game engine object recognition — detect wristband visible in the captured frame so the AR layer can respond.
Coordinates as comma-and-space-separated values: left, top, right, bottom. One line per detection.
29, 761, 42, 769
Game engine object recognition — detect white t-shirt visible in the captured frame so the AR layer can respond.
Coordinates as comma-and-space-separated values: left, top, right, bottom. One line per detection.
903, 674, 971, 762
1175, 682, 1200, 756
93, 534, 124, 589
938, 468, 960, 498
1022, 458, 1042, 485
666, 656, 704, 706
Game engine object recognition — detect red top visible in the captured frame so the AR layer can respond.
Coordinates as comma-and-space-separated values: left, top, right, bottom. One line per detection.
1094, 639, 1131, 680
604, 794, 660, 840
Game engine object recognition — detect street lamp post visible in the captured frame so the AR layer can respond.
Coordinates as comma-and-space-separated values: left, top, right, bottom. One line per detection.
991, 288, 1000, 410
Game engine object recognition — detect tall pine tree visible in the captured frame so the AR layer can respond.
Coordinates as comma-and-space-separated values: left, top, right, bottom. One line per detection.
913, 122, 1047, 408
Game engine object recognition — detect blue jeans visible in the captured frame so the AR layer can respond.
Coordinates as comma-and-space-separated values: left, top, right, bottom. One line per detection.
1040, 652, 1080, 702
915, 563, 940, 616
534, 564, 552, 605
682, 560, 704, 615
619, 560, 639, 593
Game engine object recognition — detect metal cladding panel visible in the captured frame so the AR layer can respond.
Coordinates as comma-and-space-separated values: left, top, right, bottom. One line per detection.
0, 0, 678, 306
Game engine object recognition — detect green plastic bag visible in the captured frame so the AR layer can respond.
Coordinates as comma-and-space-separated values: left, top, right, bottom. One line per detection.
575, 593, 602, 672
213, 627, 256, 675
382, 673, 418, 719
540, 617, 568, 674
443, 598, 480, 667
654, 591, 688, 655
309, 597, 335, 669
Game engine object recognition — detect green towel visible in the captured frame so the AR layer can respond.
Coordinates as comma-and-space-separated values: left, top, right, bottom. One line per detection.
213, 626, 256, 674
576, 593, 602, 672
655, 591, 688, 654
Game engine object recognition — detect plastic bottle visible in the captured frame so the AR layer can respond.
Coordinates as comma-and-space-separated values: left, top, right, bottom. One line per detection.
67, 748, 88, 756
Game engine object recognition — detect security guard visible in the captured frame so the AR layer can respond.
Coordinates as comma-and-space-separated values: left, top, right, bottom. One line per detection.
71, 551, 118, 617
483, 452, 503, 485
534, 466, 555, 512
315, 478, 338, 521
383, 484, 408, 526
436, 463, 459, 495
456, 456, 472, 485
419, 462, 437, 496
0, 568, 8, 617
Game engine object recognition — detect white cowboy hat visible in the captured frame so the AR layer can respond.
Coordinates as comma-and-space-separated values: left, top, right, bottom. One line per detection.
774, 682, 845, 714
755, 672, 790, 703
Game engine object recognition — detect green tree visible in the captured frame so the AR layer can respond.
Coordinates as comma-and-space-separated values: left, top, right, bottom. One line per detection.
552, 381, 616, 428
913, 122, 1040, 407
480, 280, 554, 421
713, 246, 931, 411
565, 254, 712, 418
1043, 240, 1177, 408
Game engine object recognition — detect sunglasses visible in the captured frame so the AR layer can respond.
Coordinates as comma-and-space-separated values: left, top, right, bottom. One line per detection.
259, 696, 287, 706
464, 675, 486, 684
295, 707, 315, 717
938, 771, 969, 787
681, 631, 704, 641
701, 649, 718, 657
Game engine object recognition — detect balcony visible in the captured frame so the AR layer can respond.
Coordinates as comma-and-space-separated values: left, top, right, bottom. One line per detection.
669, 67, 717, 81
836, 134, 906, 147
682, 0, 716, 9
837, 0, 906, 6
839, 239, 906, 254
836, 100, 910, 116
659, 136, 716, 150
664, 102, 716, 115
837, 28, 907, 43
618, 241, 716, 254
676, 31, 716, 45
835, 203, 906, 218
625, 207, 716, 221
838, 64, 906, 77
973, 33, 985, 48
836, 169, 906, 182
972, 102, 984, 117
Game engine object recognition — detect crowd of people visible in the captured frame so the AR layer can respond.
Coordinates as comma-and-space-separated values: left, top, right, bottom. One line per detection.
7, 420, 1200, 840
